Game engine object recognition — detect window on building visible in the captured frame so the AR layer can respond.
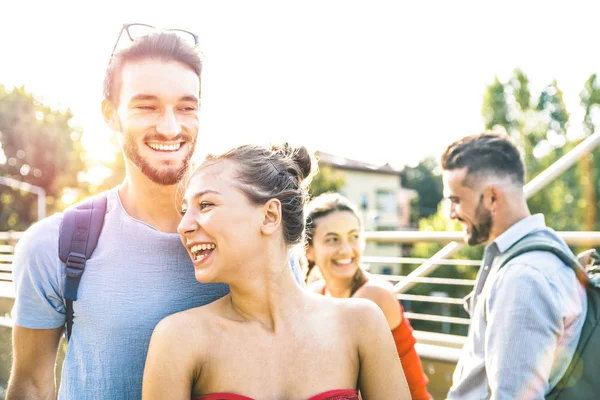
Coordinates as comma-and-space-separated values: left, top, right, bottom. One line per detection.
376, 189, 397, 214
360, 193, 369, 210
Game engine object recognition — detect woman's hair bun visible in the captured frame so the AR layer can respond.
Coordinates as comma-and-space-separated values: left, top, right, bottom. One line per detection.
271, 143, 315, 184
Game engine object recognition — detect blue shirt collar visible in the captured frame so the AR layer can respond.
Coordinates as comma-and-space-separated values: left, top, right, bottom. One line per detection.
492, 214, 546, 254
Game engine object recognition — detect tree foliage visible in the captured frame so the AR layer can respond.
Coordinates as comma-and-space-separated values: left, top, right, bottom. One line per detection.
580, 74, 600, 231
308, 164, 346, 199
400, 156, 443, 223
0, 86, 87, 230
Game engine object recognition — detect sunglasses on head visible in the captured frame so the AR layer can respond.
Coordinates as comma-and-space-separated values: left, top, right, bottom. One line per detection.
110, 23, 199, 59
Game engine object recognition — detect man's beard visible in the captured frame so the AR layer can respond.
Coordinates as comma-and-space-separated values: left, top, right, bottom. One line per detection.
122, 134, 195, 186
467, 196, 493, 246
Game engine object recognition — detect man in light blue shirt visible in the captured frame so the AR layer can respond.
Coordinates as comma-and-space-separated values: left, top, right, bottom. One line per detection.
441, 132, 587, 399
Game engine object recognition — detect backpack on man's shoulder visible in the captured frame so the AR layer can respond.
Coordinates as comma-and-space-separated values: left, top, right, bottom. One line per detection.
58, 193, 108, 342
494, 231, 600, 400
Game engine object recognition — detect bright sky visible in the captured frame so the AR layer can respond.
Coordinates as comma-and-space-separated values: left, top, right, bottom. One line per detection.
2, 0, 599, 171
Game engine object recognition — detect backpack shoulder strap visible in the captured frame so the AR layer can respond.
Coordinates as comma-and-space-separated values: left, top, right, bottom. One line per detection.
58, 192, 108, 341
495, 231, 590, 288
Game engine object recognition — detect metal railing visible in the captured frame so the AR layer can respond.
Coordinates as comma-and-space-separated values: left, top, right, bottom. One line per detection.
2, 229, 598, 320
0, 232, 20, 283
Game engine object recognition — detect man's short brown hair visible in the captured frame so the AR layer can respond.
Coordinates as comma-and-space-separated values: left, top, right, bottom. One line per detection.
103, 32, 202, 106
441, 132, 525, 185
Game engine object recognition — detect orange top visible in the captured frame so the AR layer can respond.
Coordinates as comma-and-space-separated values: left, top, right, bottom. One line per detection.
194, 389, 358, 400
391, 301, 431, 400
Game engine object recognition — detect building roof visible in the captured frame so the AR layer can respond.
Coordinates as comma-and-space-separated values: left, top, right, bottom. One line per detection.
316, 151, 402, 176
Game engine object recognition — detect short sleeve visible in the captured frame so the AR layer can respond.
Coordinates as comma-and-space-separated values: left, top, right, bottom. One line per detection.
11, 214, 66, 329
288, 252, 306, 288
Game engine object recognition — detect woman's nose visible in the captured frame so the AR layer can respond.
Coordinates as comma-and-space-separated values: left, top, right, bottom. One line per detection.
177, 212, 198, 236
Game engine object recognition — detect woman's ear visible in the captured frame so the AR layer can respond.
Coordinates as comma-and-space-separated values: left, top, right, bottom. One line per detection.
260, 198, 282, 236
102, 99, 121, 132
305, 245, 314, 262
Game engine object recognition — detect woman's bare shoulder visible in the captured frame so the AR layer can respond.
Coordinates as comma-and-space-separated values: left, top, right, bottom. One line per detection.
336, 296, 389, 338
301, 292, 384, 339
353, 275, 402, 328
152, 296, 227, 346
354, 275, 398, 305
359, 274, 396, 293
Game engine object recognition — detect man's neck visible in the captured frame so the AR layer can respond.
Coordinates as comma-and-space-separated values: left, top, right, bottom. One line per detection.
490, 203, 531, 243
118, 172, 184, 233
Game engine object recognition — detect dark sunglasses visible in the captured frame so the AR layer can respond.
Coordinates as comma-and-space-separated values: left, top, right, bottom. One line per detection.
110, 23, 199, 58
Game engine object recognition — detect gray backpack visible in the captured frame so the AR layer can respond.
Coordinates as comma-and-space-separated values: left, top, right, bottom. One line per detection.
58, 193, 108, 341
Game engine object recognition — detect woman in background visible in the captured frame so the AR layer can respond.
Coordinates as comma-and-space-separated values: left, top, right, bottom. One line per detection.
305, 192, 431, 400
142, 144, 410, 400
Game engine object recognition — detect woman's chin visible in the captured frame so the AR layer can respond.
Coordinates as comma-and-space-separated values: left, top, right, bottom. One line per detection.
330, 265, 359, 279
194, 269, 218, 284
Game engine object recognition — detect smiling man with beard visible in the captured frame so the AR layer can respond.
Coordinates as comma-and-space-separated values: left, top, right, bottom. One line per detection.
441, 132, 587, 400
7, 27, 231, 400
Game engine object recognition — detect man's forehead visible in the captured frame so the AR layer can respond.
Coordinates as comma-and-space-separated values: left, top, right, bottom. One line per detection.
443, 168, 474, 196
119, 59, 200, 101
443, 168, 468, 186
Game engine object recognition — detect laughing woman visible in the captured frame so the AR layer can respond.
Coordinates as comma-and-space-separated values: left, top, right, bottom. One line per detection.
305, 193, 431, 400
142, 144, 410, 400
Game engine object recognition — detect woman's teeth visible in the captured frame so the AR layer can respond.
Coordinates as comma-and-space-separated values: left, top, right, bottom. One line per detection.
190, 243, 216, 261
334, 259, 353, 265
191, 243, 215, 253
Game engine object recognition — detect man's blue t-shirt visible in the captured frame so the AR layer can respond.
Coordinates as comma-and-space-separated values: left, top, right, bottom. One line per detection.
11, 189, 303, 399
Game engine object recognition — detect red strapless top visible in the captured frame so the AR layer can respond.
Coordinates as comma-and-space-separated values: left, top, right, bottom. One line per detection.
194, 389, 358, 400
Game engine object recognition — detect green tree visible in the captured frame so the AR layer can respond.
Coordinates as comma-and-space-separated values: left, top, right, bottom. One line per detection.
481, 77, 515, 134
511, 69, 531, 111
400, 156, 443, 223
308, 164, 346, 198
481, 70, 582, 232
527, 80, 583, 232
0, 85, 86, 230
580, 74, 600, 232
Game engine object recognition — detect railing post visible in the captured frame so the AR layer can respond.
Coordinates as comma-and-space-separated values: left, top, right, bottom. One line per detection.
394, 241, 464, 293
524, 132, 600, 198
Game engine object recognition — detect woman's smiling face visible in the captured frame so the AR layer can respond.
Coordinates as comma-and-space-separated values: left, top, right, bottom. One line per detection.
177, 160, 265, 283
306, 210, 362, 282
